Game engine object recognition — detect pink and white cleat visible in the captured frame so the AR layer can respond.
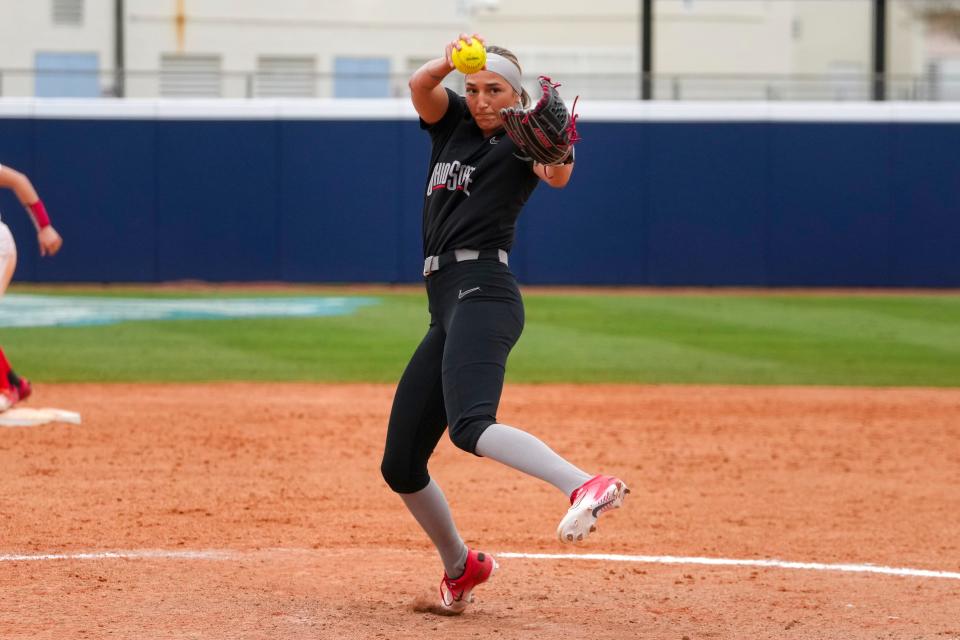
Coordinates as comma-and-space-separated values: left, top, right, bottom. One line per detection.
557, 475, 629, 543
439, 549, 498, 613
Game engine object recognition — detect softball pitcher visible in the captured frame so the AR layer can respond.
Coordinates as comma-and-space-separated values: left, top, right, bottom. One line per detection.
380, 34, 628, 613
0, 163, 63, 411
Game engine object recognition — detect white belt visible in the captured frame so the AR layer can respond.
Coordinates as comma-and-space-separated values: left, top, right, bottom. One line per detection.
423, 248, 509, 277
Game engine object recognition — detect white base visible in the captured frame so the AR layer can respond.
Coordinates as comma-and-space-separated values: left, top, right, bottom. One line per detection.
0, 407, 82, 427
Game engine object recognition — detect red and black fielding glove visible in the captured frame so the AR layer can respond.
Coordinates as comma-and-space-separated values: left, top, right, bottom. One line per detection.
500, 76, 580, 166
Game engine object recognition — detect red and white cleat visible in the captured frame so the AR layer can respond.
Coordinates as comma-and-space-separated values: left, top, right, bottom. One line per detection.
439, 549, 498, 614
0, 387, 18, 412
557, 475, 629, 543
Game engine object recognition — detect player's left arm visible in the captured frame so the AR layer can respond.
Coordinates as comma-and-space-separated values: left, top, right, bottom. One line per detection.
532, 159, 574, 189
0, 165, 63, 256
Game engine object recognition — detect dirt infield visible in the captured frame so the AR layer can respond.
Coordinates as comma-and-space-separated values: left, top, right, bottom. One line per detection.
1, 383, 958, 639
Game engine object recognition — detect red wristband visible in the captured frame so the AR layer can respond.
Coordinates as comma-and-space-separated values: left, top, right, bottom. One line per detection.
27, 200, 51, 229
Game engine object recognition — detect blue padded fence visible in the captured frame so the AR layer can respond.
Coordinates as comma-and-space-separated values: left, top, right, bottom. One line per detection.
0, 100, 957, 287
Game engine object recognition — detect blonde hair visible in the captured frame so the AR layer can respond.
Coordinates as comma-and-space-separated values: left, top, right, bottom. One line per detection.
485, 45, 531, 107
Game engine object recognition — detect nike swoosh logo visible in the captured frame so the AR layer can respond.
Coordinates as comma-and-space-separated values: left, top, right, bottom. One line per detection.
591, 496, 617, 518
458, 287, 481, 300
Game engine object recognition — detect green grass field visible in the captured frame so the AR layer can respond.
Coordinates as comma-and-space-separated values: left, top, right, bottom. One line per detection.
4, 287, 959, 387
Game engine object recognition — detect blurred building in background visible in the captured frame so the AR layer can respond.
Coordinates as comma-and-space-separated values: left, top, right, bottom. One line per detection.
1, 0, 959, 100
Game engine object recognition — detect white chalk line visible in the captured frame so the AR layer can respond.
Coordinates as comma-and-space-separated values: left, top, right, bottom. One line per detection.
498, 552, 960, 581
2, 548, 958, 581
0, 550, 231, 562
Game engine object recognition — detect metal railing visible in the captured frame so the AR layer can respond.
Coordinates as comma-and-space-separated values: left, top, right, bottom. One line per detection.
1, 68, 959, 101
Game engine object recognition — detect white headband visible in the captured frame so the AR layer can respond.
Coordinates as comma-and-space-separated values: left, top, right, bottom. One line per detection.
483, 53, 523, 95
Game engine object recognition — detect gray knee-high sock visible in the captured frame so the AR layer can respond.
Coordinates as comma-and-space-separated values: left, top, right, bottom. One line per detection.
400, 479, 469, 578
475, 423, 593, 497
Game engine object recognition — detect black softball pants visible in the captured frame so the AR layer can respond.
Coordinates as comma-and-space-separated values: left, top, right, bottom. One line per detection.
380, 259, 524, 494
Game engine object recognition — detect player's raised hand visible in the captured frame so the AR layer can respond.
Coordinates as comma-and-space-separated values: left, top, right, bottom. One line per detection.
444, 33, 485, 69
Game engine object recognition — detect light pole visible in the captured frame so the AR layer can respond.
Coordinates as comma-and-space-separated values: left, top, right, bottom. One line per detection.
114, 0, 125, 97
873, 0, 887, 101
641, 0, 653, 100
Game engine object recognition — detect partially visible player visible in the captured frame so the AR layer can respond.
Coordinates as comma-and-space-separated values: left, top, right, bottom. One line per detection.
0, 163, 63, 410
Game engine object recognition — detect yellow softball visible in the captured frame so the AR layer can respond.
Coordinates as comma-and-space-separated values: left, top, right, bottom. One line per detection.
452, 39, 486, 75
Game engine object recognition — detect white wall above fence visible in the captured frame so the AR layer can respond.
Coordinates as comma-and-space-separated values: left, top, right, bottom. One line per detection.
1, 98, 960, 122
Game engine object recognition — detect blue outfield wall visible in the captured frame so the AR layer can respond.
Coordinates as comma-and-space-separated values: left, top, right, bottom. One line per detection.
0, 100, 957, 287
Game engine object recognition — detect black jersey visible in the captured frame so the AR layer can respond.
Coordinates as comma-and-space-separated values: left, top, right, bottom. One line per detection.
420, 88, 540, 258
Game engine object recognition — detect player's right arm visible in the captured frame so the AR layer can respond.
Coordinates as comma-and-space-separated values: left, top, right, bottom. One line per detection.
0, 165, 63, 256
0, 164, 40, 205
409, 33, 482, 124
